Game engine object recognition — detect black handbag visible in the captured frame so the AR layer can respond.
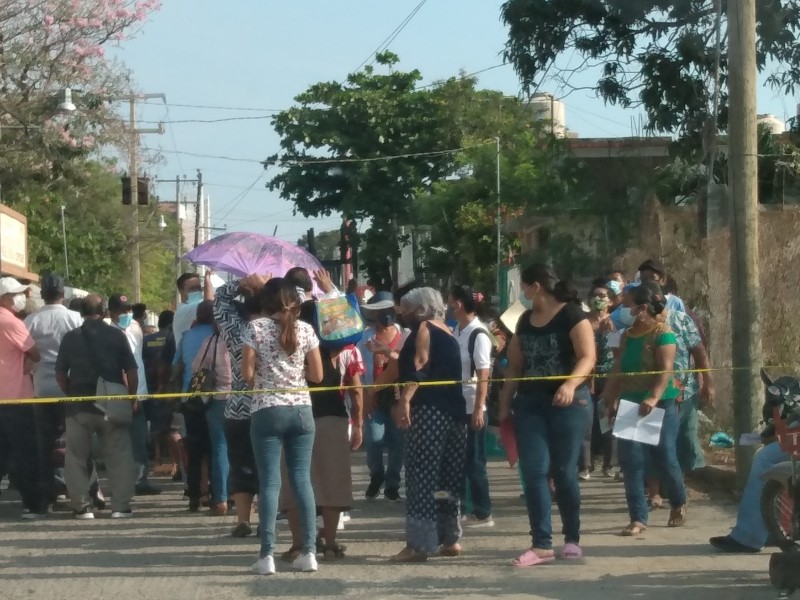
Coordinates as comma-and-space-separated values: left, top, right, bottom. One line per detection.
183, 334, 219, 413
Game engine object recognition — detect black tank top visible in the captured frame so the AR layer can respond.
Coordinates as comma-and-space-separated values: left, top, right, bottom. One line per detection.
310, 348, 348, 419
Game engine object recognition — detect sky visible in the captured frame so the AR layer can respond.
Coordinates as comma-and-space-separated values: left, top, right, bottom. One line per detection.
117, 0, 798, 245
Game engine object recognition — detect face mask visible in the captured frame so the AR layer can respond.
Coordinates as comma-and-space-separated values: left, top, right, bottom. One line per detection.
117, 313, 133, 329
618, 307, 636, 327
187, 291, 203, 305
590, 297, 609, 312
11, 294, 26, 313
519, 290, 533, 310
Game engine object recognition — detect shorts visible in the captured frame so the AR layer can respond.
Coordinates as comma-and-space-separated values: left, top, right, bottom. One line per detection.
225, 417, 258, 496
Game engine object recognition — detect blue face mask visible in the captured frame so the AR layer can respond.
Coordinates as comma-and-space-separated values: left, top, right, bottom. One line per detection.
519, 290, 533, 310
117, 313, 133, 330
187, 291, 203, 305
618, 307, 636, 327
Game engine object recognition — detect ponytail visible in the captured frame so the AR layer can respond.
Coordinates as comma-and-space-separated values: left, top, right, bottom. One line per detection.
278, 306, 300, 355
553, 280, 580, 305
260, 276, 302, 355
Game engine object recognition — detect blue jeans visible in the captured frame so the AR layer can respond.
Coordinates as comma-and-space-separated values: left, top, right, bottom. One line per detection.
205, 401, 229, 504
618, 401, 686, 524
250, 405, 316, 557
731, 441, 788, 548
462, 417, 492, 519
513, 388, 592, 549
365, 408, 405, 491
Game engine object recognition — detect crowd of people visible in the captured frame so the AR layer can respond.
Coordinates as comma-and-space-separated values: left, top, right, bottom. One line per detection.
0, 255, 774, 575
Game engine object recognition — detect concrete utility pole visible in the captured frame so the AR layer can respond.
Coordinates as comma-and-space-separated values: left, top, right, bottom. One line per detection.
194, 169, 203, 248
125, 92, 165, 302
727, 0, 762, 487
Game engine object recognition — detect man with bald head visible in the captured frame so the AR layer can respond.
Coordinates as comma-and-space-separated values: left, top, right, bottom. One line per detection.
55, 294, 139, 519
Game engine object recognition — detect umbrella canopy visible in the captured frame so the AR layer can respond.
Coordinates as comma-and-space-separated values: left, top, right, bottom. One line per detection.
183, 232, 324, 280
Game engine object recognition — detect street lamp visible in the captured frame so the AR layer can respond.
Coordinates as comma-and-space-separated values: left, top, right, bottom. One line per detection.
57, 88, 77, 113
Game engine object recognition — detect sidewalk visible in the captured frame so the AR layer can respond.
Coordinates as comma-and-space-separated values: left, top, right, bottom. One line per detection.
0, 459, 777, 600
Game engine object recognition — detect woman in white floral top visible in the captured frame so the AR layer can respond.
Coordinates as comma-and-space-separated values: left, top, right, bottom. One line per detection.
242, 277, 323, 576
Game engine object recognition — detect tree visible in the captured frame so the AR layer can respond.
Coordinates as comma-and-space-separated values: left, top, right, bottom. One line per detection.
0, 0, 161, 183
500, 0, 800, 151
297, 229, 341, 261
414, 79, 586, 290
266, 51, 461, 286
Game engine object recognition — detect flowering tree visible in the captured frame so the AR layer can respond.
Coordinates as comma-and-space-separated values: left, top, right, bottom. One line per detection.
0, 0, 160, 180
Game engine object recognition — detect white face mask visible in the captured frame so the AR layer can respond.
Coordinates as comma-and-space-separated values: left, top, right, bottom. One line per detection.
519, 290, 533, 310
11, 294, 27, 313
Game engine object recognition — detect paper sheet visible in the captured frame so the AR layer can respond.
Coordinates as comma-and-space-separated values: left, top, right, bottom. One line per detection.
612, 399, 665, 446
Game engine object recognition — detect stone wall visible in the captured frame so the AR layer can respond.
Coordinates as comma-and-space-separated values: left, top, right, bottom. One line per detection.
620, 200, 800, 427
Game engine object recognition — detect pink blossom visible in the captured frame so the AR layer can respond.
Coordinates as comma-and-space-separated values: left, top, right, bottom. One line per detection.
81, 135, 96, 148
43, 15, 55, 26
67, 138, 78, 148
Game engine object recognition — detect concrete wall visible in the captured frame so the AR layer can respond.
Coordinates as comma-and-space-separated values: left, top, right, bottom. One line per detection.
621, 200, 800, 427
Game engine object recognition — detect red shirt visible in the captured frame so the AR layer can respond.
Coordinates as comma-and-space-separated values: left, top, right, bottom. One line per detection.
0, 306, 35, 401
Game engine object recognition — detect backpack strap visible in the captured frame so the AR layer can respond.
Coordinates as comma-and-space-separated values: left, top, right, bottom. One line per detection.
467, 327, 491, 378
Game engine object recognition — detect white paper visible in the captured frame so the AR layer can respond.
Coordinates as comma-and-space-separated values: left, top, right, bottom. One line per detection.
612, 399, 665, 446
739, 432, 763, 446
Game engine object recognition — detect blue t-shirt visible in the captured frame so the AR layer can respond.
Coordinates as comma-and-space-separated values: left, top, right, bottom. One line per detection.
666, 294, 686, 313
173, 324, 215, 391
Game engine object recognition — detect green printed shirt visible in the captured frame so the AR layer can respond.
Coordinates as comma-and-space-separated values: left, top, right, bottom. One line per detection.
619, 330, 681, 403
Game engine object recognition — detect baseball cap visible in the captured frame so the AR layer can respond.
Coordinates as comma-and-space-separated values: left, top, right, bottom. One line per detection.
41, 273, 65, 295
0, 277, 29, 296
638, 259, 666, 277
107, 293, 132, 312
361, 291, 394, 311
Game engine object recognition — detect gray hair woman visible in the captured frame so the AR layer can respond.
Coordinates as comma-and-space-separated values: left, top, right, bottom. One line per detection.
390, 287, 467, 562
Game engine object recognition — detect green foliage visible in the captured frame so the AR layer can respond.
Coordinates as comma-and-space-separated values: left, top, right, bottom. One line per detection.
297, 229, 341, 261
266, 51, 461, 285
500, 0, 800, 148
4, 159, 178, 311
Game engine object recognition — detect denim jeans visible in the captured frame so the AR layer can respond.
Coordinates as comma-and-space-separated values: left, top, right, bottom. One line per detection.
730, 440, 788, 549
205, 401, 229, 504
513, 388, 592, 550
251, 405, 316, 557
365, 407, 405, 491
461, 417, 492, 519
618, 401, 686, 524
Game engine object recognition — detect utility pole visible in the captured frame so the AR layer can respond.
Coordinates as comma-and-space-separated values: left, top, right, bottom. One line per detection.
495, 136, 502, 299
194, 169, 203, 248
727, 0, 762, 487
125, 92, 165, 302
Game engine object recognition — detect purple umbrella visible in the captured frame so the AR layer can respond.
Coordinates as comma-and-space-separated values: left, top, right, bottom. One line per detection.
183, 232, 324, 280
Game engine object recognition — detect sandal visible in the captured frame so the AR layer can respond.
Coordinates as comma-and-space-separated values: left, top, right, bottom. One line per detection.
512, 549, 555, 567
648, 497, 664, 510
559, 543, 583, 559
322, 543, 347, 560
668, 505, 687, 527
389, 546, 428, 563
620, 522, 647, 537
280, 545, 302, 562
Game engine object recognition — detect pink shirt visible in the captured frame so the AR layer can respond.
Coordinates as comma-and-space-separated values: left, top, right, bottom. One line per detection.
0, 306, 35, 401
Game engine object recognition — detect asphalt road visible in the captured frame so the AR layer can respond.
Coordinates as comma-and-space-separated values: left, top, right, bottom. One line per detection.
0, 458, 781, 600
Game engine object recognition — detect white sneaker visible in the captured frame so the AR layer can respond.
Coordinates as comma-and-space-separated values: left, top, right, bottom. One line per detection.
111, 510, 134, 519
292, 552, 318, 572
341, 511, 351, 522
462, 515, 495, 528
252, 555, 276, 576
579, 471, 591, 481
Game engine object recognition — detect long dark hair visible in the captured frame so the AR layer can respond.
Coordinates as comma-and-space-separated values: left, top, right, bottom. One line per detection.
630, 280, 667, 316
520, 263, 580, 305
260, 277, 301, 355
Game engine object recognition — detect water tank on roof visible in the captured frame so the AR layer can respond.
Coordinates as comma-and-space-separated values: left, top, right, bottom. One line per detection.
529, 92, 566, 138
757, 114, 786, 135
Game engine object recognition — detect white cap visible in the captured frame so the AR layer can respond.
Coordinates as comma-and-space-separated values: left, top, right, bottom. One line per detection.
0, 277, 28, 296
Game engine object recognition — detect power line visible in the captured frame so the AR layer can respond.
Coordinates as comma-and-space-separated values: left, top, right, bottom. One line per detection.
415, 63, 509, 90
216, 171, 269, 222
163, 105, 185, 173
141, 101, 283, 112
350, 0, 428, 76
142, 148, 264, 164
140, 115, 273, 125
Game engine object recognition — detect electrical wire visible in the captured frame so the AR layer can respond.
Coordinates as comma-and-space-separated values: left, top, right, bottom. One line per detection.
215, 170, 269, 222
415, 63, 508, 90
164, 105, 185, 173
141, 101, 283, 112
349, 0, 428, 76
139, 115, 273, 125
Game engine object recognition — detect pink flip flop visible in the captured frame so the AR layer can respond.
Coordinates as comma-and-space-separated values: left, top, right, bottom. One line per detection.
559, 543, 583, 559
512, 549, 556, 567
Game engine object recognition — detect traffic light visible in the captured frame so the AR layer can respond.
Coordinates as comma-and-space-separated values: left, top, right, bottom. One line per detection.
121, 176, 150, 205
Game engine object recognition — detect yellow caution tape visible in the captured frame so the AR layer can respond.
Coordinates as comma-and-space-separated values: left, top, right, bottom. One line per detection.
2, 365, 787, 406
